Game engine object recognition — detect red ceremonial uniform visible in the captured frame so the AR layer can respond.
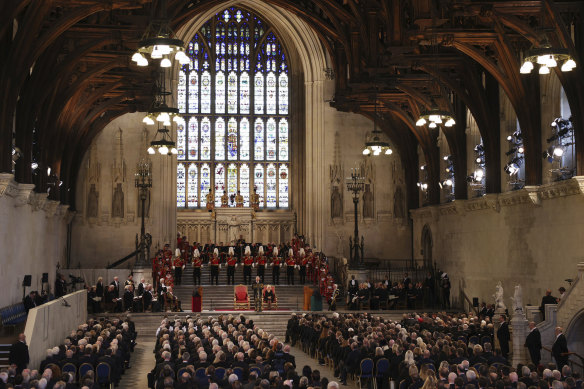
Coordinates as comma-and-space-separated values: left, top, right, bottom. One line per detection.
244, 256, 254, 266
227, 256, 237, 267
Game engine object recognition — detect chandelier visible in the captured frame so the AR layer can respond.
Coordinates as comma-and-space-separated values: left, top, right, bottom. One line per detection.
131, 0, 189, 68
362, 96, 393, 156
416, 106, 456, 128
520, 43, 576, 74
147, 125, 178, 155
143, 70, 180, 126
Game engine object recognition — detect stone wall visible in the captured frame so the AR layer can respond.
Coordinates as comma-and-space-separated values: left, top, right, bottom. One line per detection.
411, 178, 584, 307
0, 174, 70, 307
72, 113, 176, 268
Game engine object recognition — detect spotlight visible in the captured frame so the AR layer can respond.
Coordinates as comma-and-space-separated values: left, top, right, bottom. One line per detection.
553, 146, 564, 157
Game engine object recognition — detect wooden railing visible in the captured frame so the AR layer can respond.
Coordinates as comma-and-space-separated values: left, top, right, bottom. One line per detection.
542, 346, 584, 376
460, 287, 479, 315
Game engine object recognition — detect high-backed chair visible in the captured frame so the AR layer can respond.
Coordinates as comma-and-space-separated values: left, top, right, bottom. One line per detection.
262, 285, 278, 310
234, 284, 250, 310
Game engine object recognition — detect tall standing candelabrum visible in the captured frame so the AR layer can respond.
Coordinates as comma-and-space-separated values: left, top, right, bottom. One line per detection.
346, 167, 366, 269
134, 159, 153, 267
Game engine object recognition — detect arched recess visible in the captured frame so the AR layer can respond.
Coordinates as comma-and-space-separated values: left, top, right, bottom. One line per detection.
421, 224, 433, 269
565, 308, 584, 366
173, 0, 330, 249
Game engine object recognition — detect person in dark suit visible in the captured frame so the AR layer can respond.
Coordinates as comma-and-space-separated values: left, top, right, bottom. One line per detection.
110, 276, 120, 298
524, 321, 542, 365
55, 273, 67, 298
539, 289, 557, 320
9, 333, 29, 375
552, 326, 569, 369
497, 315, 510, 359
340, 342, 361, 385
23, 291, 38, 312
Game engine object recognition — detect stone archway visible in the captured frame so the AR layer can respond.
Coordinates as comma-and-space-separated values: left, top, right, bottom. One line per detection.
421, 224, 433, 269
565, 308, 584, 366
174, 1, 329, 249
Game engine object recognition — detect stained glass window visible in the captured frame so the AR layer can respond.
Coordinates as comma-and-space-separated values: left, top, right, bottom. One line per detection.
177, 7, 290, 209
227, 118, 238, 160
188, 164, 198, 207
254, 118, 264, 160
200, 163, 211, 206
278, 164, 289, 207
178, 71, 186, 113
177, 118, 186, 161
266, 163, 277, 207
177, 164, 186, 207
240, 118, 250, 160
188, 117, 198, 160
241, 163, 250, 206
254, 164, 264, 208
215, 163, 225, 206
266, 118, 277, 161
228, 163, 238, 201
201, 117, 211, 160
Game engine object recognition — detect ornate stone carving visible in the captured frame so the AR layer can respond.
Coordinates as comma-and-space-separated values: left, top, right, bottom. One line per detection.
14, 183, 35, 207
494, 281, 506, 311
498, 190, 536, 207
31, 192, 48, 212
511, 284, 524, 314
330, 131, 344, 221
0, 173, 18, 198
43, 199, 60, 218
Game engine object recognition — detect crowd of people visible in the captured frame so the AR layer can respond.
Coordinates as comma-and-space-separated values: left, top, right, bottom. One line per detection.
285, 311, 579, 389
345, 271, 452, 311
148, 314, 337, 389
3, 316, 137, 388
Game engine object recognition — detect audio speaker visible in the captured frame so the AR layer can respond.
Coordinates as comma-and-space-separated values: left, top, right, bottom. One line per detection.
472, 297, 479, 307
42, 273, 49, 283
22, 275, 32, 287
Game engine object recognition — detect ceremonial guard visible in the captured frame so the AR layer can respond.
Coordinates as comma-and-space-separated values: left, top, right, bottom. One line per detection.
256, 246, 266, 283
252, 276, 264, 312
173, 249, 185, 285
192, 248, 202, 285
235, 190, 244, 208
286, 249, 296, 285
271, 247, 281, 285
226, 247, 237, 285
298, 248, 308, 284
206, 189, 214, 212
250, 188, 260, 211
221, 190, 229, 207
243, 246, 254, 284
210, 248, 221, 285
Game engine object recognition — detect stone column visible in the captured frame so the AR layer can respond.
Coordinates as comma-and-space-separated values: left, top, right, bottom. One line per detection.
511, 310, 529, 366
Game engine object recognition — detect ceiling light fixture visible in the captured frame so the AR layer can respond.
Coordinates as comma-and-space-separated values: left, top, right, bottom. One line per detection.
148, 125, 178, 156
520, 42, 576, 74
362, 93, 393, 156
131, 0, 190, 68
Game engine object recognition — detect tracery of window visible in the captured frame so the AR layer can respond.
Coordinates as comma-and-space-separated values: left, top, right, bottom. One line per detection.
176, 7, 290, 209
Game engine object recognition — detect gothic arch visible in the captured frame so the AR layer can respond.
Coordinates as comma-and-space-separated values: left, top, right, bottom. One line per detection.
173, 1, 330, 249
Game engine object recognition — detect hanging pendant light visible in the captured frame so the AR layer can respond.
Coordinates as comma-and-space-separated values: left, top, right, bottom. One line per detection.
520, 40, 576, 74
131, 0, 190, 68
143, 69, 180, 125
362, 95, 392, 156
416, 106, 456, 128
148, 125, 178, 156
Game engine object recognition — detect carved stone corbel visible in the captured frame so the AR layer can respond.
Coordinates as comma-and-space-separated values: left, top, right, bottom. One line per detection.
31, 192, 49, 212
0, 173, 18, 198
43, 200, 60, 218
14, 183, 35, 207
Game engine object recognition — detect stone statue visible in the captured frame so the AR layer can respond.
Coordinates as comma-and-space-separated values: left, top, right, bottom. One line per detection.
87, 184, 98, 218
112, 183, 124, 218
363, 184, 374, 218
494, 281, 506, 310
331, 186, 342, 219
511, 284, 524, 313
393, 186, 405, 219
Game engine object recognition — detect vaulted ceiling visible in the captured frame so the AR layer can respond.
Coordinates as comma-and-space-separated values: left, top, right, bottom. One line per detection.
1, 0, 582, 210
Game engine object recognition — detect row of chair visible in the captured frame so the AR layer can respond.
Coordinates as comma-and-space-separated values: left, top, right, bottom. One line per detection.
356, 358, 389, 389
173, 363, 270, 382
45, 362, 114, 388
234, 284, 278, 310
